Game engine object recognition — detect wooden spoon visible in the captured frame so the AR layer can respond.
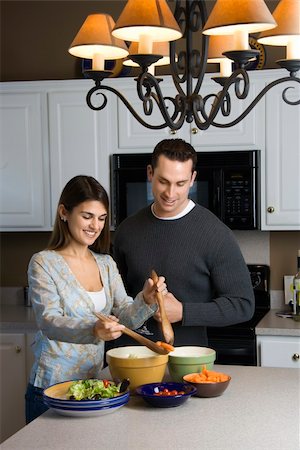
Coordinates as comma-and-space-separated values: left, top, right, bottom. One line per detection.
95, 312, 169, 355
151, 270, 174, 345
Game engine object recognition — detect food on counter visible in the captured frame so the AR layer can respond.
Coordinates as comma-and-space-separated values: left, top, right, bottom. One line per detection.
184, 367, 230, 383
156, 341, 175, 352
153, 387, 185, 396
66, 379, 120, 400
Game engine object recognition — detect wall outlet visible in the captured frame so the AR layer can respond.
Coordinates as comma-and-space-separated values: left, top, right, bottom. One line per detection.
284, 276, 294, 304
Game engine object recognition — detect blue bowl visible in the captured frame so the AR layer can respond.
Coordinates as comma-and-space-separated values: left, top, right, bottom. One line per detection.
136, 382, 197, 408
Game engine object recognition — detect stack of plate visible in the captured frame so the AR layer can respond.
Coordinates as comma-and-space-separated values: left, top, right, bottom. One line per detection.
43, 380, 130, 417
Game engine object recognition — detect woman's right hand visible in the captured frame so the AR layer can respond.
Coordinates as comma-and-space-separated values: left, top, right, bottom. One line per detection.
93, 315, 125, 341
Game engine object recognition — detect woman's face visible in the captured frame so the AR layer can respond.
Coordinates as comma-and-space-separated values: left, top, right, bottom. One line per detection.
61, 200, 107, 247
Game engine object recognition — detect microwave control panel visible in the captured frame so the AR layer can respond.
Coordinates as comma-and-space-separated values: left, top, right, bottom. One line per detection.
223, 170, 254, 228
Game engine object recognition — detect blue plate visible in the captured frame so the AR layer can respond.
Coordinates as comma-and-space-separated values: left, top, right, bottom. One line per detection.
136, 382, 197, 408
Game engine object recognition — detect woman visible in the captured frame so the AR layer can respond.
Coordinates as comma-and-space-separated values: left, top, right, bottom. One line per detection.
25, 175, 166, 422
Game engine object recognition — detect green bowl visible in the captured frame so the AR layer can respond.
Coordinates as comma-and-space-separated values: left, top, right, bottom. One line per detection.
168, 346, 216, 382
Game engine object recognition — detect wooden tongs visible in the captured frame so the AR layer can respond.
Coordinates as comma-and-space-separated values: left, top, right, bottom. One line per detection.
95, 312, 169, 355
151, 270, 174, 346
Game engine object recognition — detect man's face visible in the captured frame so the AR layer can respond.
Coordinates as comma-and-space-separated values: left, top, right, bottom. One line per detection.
147, 155, 197, 218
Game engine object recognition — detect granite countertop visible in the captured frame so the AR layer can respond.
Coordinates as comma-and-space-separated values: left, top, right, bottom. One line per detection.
2, 364, 299, 450
255, 309, 300, 337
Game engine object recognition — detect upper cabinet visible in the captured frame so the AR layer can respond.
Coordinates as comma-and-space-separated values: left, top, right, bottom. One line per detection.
0, 80, 115, 230
261, 75, 300, 230
47, 84, 114, 224
0, 87, 50, 230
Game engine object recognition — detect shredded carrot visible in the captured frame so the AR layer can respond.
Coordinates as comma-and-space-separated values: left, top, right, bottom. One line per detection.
184, 367, 230, 383
156, 341, 175, 352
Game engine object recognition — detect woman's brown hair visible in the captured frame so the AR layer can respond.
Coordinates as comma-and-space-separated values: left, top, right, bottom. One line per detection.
47, 175, 110, 253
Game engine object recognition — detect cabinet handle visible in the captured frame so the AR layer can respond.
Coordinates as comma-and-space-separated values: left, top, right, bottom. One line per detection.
267, 206, 275, 213
191, 127, 198, 134
15, 345, 22, 353
169, 129, 177, 135
292, 353, 299, 361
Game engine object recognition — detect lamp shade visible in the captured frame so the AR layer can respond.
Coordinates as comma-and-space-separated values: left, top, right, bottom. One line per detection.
203, 0, 277, 35
207, 35, 235, 62
123, 41, 171, 67
68, 14, 128, 60
112, 0, 182, 42
258, 0, 300, 45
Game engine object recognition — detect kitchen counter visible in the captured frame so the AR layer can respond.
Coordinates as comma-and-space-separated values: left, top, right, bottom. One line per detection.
256, 309, 300, 337
1, 365, 300, 450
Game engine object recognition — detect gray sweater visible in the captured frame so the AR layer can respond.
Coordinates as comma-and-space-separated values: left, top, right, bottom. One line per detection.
113, 204, 254, 346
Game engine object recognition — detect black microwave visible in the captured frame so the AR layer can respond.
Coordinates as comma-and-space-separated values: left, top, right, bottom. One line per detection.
111, 150, 260, 230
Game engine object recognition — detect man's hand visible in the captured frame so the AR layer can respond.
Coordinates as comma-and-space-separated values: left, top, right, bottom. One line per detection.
154, 292, 183, 323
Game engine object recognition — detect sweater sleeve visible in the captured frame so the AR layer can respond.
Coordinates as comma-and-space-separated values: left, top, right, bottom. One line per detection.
182, 230, 255, 327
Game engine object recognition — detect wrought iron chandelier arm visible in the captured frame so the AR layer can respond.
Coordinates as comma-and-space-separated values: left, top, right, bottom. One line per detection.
136, 72, 187, 130
209, 76, 300, 128
86, 83, 168, 130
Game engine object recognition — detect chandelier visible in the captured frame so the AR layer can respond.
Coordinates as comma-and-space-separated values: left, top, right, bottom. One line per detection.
68, 0, 300, 131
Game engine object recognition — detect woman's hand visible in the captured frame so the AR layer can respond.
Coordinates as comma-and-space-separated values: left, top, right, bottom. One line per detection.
142, 276, 167, 305
93, 315, 125, 341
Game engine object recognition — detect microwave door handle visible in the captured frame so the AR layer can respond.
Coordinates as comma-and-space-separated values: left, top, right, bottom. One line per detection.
214, 185, 223, 219
216, 186, 220, 203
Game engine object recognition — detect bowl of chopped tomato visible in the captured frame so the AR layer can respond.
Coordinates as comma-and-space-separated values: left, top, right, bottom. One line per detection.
183, 368, 231, 397
135, 382, 197, 408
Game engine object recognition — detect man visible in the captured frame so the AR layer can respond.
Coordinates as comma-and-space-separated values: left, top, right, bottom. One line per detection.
113, 139, 254, 346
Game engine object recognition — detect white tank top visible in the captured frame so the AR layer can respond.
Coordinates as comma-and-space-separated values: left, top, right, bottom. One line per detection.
87, 288, 106, 312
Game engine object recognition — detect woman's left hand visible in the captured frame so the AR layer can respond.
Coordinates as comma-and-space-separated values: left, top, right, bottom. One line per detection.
142, 276, 167, 305
93, 315, 125, 341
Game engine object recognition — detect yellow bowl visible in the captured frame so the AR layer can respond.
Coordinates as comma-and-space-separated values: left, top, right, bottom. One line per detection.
106, 346, 169, 391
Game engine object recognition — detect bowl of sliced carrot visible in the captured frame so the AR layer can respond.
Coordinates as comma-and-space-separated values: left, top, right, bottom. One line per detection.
183, 367, 231, 397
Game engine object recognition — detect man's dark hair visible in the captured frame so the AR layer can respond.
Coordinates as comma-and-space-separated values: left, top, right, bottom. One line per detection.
151, 139, 197, 172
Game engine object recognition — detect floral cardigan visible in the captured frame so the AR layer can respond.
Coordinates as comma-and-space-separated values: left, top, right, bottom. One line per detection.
28, 250, 156, 389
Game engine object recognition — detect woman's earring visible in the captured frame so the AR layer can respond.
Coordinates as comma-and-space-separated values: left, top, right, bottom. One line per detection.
61, 217, 66, 222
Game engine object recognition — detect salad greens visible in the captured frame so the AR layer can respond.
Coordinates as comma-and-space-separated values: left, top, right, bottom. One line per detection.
66, 379, 120, 401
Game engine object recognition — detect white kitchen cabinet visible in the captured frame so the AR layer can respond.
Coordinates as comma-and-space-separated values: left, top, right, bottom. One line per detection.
0, 333, 27, 443
257, 335, 300, 368
48, 86, 114, 224
0, 87, 50, 231
261, 76, 300, 230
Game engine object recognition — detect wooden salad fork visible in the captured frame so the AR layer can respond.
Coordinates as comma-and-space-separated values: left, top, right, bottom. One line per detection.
94, 312, 170, 355
151, 270, 174, 346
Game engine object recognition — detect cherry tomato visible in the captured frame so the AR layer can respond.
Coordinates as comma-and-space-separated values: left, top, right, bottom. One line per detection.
103, 379, 110, 388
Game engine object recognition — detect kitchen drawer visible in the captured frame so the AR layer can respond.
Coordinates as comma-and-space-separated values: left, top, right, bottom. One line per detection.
257, 335, 300, 368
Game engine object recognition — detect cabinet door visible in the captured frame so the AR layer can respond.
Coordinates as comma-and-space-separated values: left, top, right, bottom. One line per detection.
0, 91, 50, 230
190, 77, 265, 151
262, 80, 300, 230
48, 90, 112, 223
258, 336, 300, 368
0, 334, 26, 443
108, 76, 189, 151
